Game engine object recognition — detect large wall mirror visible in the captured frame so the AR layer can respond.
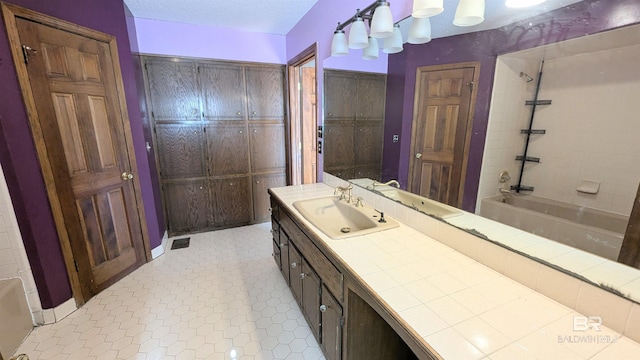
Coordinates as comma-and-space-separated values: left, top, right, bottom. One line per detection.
322, 0, 640, 303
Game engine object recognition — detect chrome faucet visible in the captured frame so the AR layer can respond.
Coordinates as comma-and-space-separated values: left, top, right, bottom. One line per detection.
335, 184, 353, 202
372, 179, 400, 189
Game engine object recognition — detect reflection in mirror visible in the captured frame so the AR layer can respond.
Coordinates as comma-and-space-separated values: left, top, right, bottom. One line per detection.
323, 1, 640, 303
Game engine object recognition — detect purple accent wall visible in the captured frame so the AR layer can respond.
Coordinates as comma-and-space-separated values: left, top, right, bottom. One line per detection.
0, 0, 164, 307
383, 0, 640, 212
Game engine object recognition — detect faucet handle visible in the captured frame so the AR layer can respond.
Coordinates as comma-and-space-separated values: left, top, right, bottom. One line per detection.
355, 197, 363, 207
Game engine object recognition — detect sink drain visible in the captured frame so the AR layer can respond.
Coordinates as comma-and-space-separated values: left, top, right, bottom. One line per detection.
340, 227, 351, 233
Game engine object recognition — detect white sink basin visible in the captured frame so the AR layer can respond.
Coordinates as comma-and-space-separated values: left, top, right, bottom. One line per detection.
376, 188, 461, 219
292, 196, 399, 239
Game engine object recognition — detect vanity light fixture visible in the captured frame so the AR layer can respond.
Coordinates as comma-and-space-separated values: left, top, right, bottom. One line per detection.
505, 0, 547, 8
453, 0, 485, 26
348, 14, 369, 49
331, 27, 349, 57
383, 24, 403, 53
412, 0, 444, 18
369, 1, 394, 38
362, 37, 380, 60
408, 16, 432, 44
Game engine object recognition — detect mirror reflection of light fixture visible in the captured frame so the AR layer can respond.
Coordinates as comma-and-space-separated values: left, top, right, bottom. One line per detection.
362, 37, 380, 60
505, 0, 546, 7
408, 17, 432, 44
412, 0, 444, 18
453, 0, 485, 26
348, 15, 369, 49
369, 1, 394, 38
331, 28, 349, 57
383, 24, 403, 54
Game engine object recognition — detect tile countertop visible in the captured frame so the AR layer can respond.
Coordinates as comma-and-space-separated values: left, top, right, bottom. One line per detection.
270, 183, 640, 360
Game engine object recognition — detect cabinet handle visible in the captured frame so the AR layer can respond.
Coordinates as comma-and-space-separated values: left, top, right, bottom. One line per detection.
252, 111, 257, 115
229, 182, 234, 186
300, 273, 306, 279
239, 130, 243, 134
237, 111, 241, 115
199, 186, 203, 190
328, 112, 332, 116
256, 180, 261, 184
253, 129, 257, 133
291, 262, 297, 268
268, 207, 272, 212
279, 242, 287, 248
193, 131, 198, 134
320, 304, 328, 313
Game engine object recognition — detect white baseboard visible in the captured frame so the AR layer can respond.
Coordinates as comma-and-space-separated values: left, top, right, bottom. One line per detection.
151, 230, 169, 259
42, 297, 77, 325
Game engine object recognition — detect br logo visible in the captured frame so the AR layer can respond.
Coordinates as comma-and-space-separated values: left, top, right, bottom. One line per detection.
573, 316, 603, 331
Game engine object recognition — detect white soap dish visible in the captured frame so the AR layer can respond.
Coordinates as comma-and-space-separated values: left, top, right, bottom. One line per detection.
577, 179, 600, 194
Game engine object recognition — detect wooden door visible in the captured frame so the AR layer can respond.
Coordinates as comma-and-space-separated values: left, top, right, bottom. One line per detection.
356, 74, 386, 120
200, 63, 246, 121
6, 8, 149, 303
302, 258, 321, 340
206, 124, 249, 176
250, 124, 286, 173
145, 58, 200, 122
301, 66, 317, 184
324, 71, 356, 120
409, 63, 479, 208
253, 173, 286, 223
163, 179, 210, 233
321, 285, 343, 360
289, 243, 303, 304
155, 124, 207, 179
246, 66, 285, 121
211, 177, 251, 226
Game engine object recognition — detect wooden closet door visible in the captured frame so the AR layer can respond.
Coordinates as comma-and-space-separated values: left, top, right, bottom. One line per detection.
206, 124, 249, 176
164, 179, 211, 233
324, 71, 356, 120
356, 74, 386, 120
145, 58, 200, 121
246, 66, 285, 121
250, 124, 286, 173
200, 63, 246, 121
155, 124, 207, 179
211, 177, 252, 226
253, 173, 286, 223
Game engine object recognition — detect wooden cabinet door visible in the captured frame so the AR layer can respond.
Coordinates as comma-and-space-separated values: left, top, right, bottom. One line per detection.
211, 177, 251, 226
279, 230, 290, 286
272, 239, 281, 269
246, 66, 285, 120
145, 58, 200, 122
324, 71, 356, 120
324, 124, 355, 169
253, 173, 286, 223
302, 259, 321, 340
200, 63, 246, 121
356, 74, 386, 120
321, 285, 343, 360
289, 243, 303, 304
250, 124, 286, 173
206, 124, 249, 176
155, 124, 207, 179
164, 179, 210, 233
354, 124, 383, 167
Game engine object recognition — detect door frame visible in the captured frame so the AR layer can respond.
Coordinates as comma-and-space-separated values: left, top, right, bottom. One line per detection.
1, 2, 151, 305
287, 43, 318, 185
407, 61, 480, 208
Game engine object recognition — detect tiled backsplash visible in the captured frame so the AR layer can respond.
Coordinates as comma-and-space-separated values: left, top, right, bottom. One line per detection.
0, 162, 42, 325
323, 173, 640, 343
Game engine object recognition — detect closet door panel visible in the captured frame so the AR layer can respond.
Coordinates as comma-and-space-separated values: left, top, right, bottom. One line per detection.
246, 66, 285, 121
324, 71, 356, 121
155, 124, 206, 179
250, 124, 286, 173
356, 74, 386, 120
323, 123, 354, 169
145, 58, 200, 121
253, 173, 286, 223
164, 179, 210, 233
354, 124, 383, 166
206, 124, 249, 176
211, 176, 252, 226
200, 63, 246, 120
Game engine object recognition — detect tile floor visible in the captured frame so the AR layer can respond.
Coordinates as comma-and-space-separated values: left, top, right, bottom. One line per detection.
14, 223, 325, 360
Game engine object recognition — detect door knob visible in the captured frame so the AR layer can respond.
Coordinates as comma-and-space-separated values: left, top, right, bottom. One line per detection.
415, 153, 422, 159
121, 172, 134, 180
320, 304, 328, 312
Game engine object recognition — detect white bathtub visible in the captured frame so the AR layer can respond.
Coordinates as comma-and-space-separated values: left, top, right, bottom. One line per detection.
479, 194, 628, 260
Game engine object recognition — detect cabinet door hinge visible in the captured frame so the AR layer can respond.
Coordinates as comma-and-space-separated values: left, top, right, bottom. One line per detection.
340, 317, 344, 327
73, 259, 79, 272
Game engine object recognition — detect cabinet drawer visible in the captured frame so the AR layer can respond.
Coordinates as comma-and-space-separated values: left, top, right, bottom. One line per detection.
280, 209, 343, 301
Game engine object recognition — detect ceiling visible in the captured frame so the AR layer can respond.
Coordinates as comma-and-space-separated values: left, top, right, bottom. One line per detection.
123, 0, 585, 37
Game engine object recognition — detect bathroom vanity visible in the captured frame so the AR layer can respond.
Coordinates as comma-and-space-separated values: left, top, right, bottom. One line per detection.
269, 183, 640, 360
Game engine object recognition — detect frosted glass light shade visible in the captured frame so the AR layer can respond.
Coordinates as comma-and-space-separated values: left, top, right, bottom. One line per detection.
348, 17, 369, 49
370, 2, 394, 38
383, 25, 403, 54
331, 30, 348, 57
412, 0, 444, 18
453, 0, 485, 27
505, 0, 546, 7
408, 17, 432, 44
362, 37, 379, 60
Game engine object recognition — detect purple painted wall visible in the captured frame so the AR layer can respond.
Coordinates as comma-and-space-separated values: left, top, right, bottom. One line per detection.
133, 18, 287, 64
384, 0, 640, 212
0, 0, 163, 308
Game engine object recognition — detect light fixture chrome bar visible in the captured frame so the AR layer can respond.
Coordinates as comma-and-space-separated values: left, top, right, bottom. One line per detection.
335, 1, 389, 31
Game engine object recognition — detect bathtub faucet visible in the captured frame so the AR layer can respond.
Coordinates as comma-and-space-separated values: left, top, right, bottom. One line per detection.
499, 188, 511, 194
372, 179, 400, 189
